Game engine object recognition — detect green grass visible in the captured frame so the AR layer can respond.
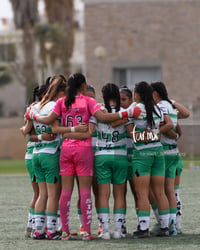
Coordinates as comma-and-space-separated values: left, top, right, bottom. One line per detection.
181, 154, 200, 169
1, 170, 200, 249
1, 155, 200, 174
0, 160, 27, 174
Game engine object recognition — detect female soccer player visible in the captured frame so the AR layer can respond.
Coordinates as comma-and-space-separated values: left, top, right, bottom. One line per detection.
150, 81, 190, 235
125, 81, 173, 238
90, 83, 133, 240
24, 76, 87, 240
27, 73, 143, 240
21, 80, 54, 238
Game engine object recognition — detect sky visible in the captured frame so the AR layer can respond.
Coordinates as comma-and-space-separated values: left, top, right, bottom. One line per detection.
0, 0, 84, 19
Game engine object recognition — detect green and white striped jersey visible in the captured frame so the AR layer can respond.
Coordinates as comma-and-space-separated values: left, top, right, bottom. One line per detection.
33, 101, 61, 154
130, 102, 163, 150
158, 100, 179, 154
25, 140, 35, 160
90, 106, 128, 156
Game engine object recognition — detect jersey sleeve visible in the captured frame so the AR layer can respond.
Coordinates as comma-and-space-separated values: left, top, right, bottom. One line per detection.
88, 97, 101, 115
52, 98, 62, 116
158, 102, 168, 115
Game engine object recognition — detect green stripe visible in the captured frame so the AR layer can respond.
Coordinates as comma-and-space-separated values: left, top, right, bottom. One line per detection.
138, 210, 150, 217
35, 211, 45, 216
97, 207, 110, 214
46, 212, 57, 217
158, 209, 169, 215
35, 140, 59, 149
174, 185, 179, 190
168, 113, 178, 119
170, 207, 177, 214
36, 127, 52, 134
113, 208, 126, 215
77, 209, 82, 215
92, 129, 98, 137
30, 208, 35, 215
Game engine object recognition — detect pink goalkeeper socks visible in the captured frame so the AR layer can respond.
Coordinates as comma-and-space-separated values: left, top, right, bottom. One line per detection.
59, 189, 72, 233
79, 187, 92, 234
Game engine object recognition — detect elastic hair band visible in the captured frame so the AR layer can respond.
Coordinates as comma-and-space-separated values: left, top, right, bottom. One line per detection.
119, 88, 132, 98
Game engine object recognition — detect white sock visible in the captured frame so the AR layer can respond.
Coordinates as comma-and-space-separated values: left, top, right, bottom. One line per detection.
170, 213, 176, 226
56, 210, 62, 230
159, 214, 169, 229
47, 215, 57, 233
35, 214, 46, 234
32, 214, 36, 230
27, 212, 33, 228
138, 216, 150, 231
98, 213, 110, 233
114, 213, 125, 232
175, 188, 182, 229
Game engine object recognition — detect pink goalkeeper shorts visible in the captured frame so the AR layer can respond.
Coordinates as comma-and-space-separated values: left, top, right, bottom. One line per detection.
59, 145, 94, 176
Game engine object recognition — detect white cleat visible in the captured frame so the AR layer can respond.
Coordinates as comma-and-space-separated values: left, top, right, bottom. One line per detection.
99, 231, 111, 240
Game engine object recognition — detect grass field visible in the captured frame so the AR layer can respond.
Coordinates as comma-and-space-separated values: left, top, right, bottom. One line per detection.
1, 165, 200, 250
1, 155, 200, 174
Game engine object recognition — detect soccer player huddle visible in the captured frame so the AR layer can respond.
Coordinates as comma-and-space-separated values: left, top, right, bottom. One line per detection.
20, 73, 190, 241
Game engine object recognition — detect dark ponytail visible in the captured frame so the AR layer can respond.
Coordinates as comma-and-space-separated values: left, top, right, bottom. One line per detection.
102, 83, 121, 113
151, 81, 175, 109
32, 86, 39, 102
134, 81, 160, 127
65, 73, 86, 108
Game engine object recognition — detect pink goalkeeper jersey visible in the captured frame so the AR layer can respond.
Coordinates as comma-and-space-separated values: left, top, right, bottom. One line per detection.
52, 94, 101, 146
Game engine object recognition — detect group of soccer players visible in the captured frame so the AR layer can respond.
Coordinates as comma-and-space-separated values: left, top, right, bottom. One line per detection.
21, 73, 190, 241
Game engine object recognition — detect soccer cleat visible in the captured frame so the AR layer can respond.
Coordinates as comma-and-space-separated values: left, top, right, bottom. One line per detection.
156, 227, 169, 237
99, 231, 111, 240
169, 219, 177, 236
80, 226, 85, 235
24, 227, 32, 238
98, 225, 102, 235
82, 232, 97, 241
70, 231, 78, 236
112, 230, 125, 239
133, 228, 150, 238
57, 227, 62, 235
32, 231, 46, 240
169, 227, 177, 236
61, 231, 71, 240
45, 231, 61, 240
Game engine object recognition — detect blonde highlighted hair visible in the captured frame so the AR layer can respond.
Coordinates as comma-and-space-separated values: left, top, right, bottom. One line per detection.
40, 76, 66, 108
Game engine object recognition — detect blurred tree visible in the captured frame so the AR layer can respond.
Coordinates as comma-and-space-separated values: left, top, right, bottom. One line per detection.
43, 0, 74, 76
10, 0, 38, 103
0, 65, 12, 87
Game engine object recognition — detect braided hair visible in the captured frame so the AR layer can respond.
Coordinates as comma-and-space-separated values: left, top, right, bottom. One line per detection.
102, 83, 121, 113
134, 81, 160, 127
